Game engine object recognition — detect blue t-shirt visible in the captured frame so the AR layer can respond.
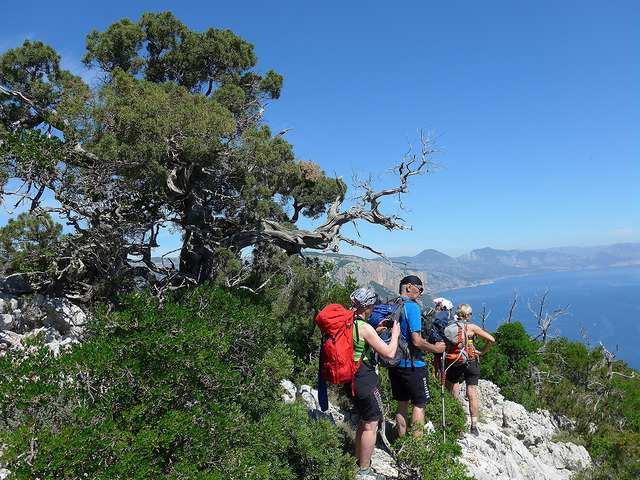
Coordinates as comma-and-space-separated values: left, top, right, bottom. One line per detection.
398, 298, 424, 368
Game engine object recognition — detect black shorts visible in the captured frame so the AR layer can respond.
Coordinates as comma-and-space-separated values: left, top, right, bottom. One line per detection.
351, 362, 384, 422
445, 359, 481, 386
388, 366, 431, 407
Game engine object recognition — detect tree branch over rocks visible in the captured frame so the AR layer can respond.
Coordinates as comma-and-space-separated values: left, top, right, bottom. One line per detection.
251, 132, 435, 257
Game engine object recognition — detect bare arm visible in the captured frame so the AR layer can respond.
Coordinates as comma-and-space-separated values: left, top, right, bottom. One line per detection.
360, 321, 400, 360
470, 324, 495, 355
411, 332, 445, 354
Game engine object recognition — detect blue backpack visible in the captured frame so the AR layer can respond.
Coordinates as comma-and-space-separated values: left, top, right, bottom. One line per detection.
368, 303, 399, 328
370, 298, 415, 368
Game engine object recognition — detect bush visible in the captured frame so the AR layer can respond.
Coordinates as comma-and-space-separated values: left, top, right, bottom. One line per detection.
0, 286, 354, 479
395, 432, 472, 480
481, 322, 541, 409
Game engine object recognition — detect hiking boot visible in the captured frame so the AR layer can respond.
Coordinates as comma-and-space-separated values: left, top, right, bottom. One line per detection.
470, 425, 480, 436
356, 467, 386, 480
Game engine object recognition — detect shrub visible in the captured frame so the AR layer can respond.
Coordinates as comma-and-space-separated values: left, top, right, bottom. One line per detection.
395, 432, 472, 480
481, 322, 541, 409
0, 286, 354, 479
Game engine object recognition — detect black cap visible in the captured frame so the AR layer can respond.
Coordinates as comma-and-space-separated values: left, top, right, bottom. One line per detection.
399, 275, 423, 293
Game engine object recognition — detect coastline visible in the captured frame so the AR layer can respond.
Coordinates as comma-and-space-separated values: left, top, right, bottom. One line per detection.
433, 263, 640, 294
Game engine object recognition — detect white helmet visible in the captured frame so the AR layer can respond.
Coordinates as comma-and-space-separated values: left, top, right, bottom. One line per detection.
350, 287, 378, 309
433, 297, 454, 311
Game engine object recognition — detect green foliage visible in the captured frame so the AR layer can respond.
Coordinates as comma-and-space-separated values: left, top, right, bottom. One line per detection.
395, 432, 472, 480
482, 322, 640, 479
252, 251, 357, 383
0, 212, 63, 273
481, 322, 542, 409
0, 286, 354, 479
0, 39, 90, 129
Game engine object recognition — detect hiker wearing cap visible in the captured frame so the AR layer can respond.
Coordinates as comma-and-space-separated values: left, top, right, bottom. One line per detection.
389, 276, 445, 438
444, 303, 495, 436
349, 288, 401, 480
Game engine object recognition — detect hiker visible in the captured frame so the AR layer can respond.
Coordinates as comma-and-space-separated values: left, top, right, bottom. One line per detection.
349, 287, 401, 480
429, 297, 454, 382
388, 276, 445, 437
444, 303, 495, 436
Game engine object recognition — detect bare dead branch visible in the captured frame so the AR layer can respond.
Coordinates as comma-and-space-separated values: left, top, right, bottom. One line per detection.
529, 290, 569, 344
506, 291, 518, 323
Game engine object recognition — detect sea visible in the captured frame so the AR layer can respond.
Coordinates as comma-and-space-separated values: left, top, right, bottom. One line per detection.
434, 266, 640, 369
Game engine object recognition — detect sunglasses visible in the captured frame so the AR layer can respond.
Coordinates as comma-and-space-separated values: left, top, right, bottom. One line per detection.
411, 284, 424, 293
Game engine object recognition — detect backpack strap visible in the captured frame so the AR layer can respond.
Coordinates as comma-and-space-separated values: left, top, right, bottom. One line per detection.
351, 319, 371, 396
397, 302, 417, 370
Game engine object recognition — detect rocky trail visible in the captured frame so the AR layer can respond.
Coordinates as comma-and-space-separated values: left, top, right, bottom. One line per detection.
283, 379, 591, 480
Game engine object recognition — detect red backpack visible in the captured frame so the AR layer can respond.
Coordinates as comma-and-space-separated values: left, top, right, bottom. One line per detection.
315, 304, 359, 384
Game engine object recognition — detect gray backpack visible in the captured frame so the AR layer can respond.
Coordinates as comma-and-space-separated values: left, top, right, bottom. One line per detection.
375, 299, 415, 368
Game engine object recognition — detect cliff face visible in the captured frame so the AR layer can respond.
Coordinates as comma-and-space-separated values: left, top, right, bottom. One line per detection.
328, 256, 429, 299
285, 379, 591, 480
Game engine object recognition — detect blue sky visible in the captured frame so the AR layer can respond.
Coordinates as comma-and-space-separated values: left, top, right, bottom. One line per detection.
1, 0, 638, 257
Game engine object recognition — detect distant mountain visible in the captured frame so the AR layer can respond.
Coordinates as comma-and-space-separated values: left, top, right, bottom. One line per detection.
313, 243, 640, 294
152, 243, 640, 295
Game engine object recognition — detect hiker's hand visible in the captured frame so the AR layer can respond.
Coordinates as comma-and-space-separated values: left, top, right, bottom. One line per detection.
391, 319, 400, 338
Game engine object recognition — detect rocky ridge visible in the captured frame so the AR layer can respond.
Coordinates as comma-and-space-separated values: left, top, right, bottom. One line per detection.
0, 274, 89, 357
283, 379, 591, 480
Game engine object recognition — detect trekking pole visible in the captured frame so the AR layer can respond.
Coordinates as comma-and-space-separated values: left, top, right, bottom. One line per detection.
440, 354, 446, 442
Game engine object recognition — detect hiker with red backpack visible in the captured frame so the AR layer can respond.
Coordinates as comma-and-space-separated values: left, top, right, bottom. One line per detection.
443, 303, 495, 436
315, 287, 400, 480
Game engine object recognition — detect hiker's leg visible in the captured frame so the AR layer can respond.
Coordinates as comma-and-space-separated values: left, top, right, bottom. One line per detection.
357, 419, 378, 469
467, 384, 479, 424
411, 405, 425, 437
395, 400, 409, 437
355, 421, 364, 465
445, 380, 459, 400
465, 360, 481, 426
409, 366, 429, 436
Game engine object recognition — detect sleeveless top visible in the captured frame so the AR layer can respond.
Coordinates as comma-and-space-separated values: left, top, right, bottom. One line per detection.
353, 318, 368, 362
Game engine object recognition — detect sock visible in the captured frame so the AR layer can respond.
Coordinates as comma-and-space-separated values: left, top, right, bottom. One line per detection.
471, 416, 478, 426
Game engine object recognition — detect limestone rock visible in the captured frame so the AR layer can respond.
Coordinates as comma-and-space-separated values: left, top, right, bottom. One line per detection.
0, 314, 13, 330
0, 291, 89, 356
457, 380, 591, 480
24, 296, 87, 337
370, 448, 398, 478
281, 379, 297, 404
0, 330, 22, 351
